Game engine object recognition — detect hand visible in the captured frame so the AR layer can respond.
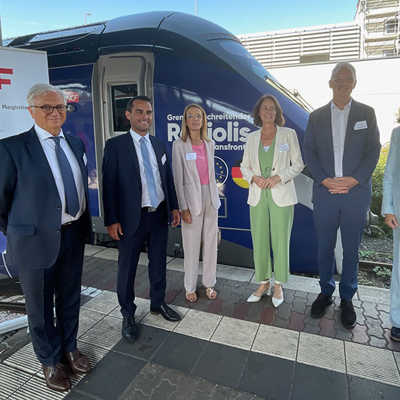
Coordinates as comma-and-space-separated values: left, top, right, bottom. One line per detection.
264, 175, 281, 189
334, 177, 359, 191
322, 177, 358, 194
181, 209, 192, 224
384, 214, 399, 229
107, 223, 123, 241
171, 209, 180, 227
322, 177, 345, 191
252, 175, 267, 189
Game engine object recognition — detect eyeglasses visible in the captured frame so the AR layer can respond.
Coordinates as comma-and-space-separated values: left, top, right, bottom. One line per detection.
31, 104, 68, 114
187, 114, 202, 120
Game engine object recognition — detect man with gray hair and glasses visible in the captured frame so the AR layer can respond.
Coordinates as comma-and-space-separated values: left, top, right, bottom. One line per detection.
304, 62, 380, 329
0, 83, 92, 391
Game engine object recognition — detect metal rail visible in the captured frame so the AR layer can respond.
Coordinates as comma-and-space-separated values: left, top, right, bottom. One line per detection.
0, 302, 26, 313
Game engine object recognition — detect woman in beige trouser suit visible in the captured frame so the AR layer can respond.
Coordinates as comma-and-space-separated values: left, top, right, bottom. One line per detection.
172, 104, 221, 303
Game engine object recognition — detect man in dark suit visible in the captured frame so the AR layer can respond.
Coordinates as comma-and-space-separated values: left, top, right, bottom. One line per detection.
0, 84, 92, 391
102, 96, 181, 343
304, 62, 381, 329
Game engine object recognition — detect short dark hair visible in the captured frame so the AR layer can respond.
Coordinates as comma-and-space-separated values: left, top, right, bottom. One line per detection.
126, 95, 152, 111
252, 94, 285, 127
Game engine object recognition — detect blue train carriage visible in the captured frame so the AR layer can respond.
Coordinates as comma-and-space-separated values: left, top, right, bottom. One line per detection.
4, 11, 318, 274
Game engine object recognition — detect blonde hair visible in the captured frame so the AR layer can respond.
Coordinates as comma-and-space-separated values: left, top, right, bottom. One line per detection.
181, 104, 210, 142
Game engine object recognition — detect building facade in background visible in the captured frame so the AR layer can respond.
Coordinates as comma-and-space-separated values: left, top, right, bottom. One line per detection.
238, 0, 399, 69
358, 0, 400, 58
238, 0, 400, 143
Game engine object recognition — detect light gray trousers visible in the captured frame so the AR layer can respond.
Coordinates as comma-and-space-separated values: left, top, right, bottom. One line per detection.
182, 184, 218, 293
391, 228, 400, 328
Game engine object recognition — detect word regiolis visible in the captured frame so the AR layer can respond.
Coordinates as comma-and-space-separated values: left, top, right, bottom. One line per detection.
167, 112, 254, 151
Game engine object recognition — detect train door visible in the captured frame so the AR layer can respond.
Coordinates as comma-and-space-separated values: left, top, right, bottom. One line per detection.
91, 53, 154, 232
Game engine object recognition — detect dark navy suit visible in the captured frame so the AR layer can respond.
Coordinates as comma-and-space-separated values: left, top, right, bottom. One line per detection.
304, 100, 380, 300
102, 132, 178, 317
0, 127, 91, 365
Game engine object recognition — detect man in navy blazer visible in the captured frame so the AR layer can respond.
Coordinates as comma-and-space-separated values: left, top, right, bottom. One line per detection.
304, 62, 380, 329
102, 96, 181, 343
0, 84, 92, 391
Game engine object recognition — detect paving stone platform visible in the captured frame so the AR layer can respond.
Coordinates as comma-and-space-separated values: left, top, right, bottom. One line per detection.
82, 245, 399, 352
0, 244, 399, 399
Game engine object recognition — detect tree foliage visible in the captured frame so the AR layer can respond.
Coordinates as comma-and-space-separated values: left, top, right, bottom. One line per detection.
371, 143, 390, 235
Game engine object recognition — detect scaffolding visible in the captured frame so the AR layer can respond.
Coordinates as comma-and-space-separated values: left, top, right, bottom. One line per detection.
238, 0, 400, 68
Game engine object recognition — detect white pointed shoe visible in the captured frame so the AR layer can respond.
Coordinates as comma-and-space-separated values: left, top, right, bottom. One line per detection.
246, 284, 272, 303
272, 286, 284, 307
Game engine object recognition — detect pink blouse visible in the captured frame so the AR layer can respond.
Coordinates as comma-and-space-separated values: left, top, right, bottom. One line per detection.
192, 142, 209, 185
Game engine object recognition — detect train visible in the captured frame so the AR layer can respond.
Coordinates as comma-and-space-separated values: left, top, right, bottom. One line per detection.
1, 11, 318, 275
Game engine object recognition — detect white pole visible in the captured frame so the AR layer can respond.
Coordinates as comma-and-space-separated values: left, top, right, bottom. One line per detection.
84, 12, 92, 25
0, 16, 3, 46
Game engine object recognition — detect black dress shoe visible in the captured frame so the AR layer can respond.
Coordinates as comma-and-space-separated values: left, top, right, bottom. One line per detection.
390, 327, 400, 342
150, 303, 181, 322
122, 315, 137, 343
340, 299, 356, 329
311, 293, 333, 318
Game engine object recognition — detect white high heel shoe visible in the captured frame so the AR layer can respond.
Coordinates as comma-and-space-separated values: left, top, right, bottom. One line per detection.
272, 285, 284, 307
247, 283, 272, 303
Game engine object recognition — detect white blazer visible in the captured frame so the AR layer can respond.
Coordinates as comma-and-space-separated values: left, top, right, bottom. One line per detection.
172, 137, 221, 216
240, 127, 304, 207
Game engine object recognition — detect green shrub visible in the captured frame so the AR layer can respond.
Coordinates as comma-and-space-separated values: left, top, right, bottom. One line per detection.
371, 143, 391, 236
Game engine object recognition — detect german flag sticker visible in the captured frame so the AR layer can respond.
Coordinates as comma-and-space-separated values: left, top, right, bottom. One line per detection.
232, 161, 249, 189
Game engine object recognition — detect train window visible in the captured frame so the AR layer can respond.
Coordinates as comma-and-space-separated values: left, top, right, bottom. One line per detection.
111, 84, 138, 132
217, 40, 268, 79
266, 77, 313, 113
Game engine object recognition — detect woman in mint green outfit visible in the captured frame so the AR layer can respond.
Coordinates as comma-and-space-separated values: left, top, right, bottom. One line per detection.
241, 95, 304, 307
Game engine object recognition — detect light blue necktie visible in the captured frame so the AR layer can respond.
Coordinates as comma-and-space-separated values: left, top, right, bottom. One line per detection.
140, 137, 159, 207
52, 136, 80, 217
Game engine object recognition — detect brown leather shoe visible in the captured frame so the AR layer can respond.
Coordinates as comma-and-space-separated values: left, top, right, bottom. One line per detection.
42, 363, 71, 392
65, 349, 91, 374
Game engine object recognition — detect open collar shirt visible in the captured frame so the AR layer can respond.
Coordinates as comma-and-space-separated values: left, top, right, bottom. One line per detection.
331, 99, 352, 177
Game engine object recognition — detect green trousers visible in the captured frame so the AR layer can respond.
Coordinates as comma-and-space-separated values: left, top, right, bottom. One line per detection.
250, 189, 293, 283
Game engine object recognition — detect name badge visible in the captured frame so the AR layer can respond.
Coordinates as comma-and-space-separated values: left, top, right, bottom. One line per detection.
263, 145, 270, 152
161, 154, 167, 165
279, 143, 289, 152
354, 120, 368, 130
186, 152, 197, 161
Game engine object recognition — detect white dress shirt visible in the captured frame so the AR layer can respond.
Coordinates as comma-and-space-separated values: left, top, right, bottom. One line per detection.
130, 129, 165, 207
35, 124, 86, 224
331, 100, 352, 177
